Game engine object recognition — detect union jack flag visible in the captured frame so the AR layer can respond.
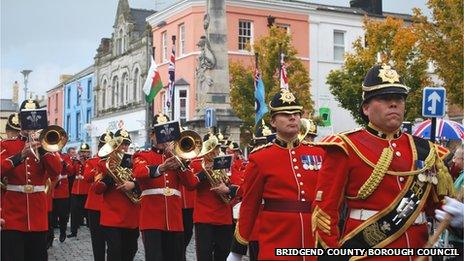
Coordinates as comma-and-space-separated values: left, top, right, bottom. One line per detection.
165, 47, 175, 113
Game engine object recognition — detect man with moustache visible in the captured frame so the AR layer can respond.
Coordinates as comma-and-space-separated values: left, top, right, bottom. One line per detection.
313, 64, 454, 260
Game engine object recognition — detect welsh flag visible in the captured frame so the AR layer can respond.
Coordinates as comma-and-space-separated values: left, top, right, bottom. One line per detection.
143, 57, 163, 103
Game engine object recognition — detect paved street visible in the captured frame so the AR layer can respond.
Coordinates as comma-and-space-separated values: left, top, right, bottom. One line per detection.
48, 226, 197, 261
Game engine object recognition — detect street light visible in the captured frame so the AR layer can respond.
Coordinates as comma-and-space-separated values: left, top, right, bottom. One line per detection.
20, 69, 33, 100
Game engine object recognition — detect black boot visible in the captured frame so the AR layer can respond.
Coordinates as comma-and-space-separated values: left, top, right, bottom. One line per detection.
67, 233, 77, 238
60, 233, 66, 242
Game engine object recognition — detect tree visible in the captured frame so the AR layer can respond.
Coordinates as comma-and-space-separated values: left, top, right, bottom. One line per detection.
413, 0, 464, 107
230, 26, 313, 145
326, 17, 430, 125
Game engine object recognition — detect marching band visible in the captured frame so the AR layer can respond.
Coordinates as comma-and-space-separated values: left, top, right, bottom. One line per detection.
0, 63, 462, 261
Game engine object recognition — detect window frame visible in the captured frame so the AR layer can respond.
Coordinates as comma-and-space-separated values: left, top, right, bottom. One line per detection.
238, 20, 253, 51
333, 30, 346, 61
178, 23, 186, 56
174, 86, 189, 124
162, 31, 168, 61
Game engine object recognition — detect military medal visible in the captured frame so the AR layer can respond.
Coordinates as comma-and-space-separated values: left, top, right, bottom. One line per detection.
418, 173, 427, 183
303, 163, 309, 170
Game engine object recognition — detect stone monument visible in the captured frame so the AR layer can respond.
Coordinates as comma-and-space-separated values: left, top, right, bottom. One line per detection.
188, 0, 242, 142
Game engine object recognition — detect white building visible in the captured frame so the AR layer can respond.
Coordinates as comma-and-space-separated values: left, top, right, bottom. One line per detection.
308, 0, 412, 137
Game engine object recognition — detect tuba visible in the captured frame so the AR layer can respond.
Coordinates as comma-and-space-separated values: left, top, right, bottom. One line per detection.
171, 130, 202, 171
199, 135, 231, 204
98, 137, 140, 204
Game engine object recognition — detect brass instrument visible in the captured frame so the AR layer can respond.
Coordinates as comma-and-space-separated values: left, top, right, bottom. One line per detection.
28, 125, 68, 160
199, 134, 231, 204
45, 178, 52, 194
201, 162, 231, 204
171, 130, 202, 171
98, 137, 140, 204
298, 118, 317, 142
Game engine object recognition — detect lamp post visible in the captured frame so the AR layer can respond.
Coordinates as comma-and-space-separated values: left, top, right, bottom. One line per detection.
20, 69, 33, 100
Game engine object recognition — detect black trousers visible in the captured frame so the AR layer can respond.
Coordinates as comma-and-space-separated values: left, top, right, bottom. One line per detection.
70, 194, 88, 235
195, 223, 232, 261
102, 225, 139, 261
88, 210, 106, 261
52, 198, 70, 236
249, 241, 259, 261
142, 229, 184, 261
47, 212, 54, 247
1, 230, 48, 261
182, 208, 194, 249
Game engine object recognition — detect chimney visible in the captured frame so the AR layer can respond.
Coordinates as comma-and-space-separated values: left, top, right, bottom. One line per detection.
12, 81, 19, 104
350, 0, 382, 15
60, 74, 72, 83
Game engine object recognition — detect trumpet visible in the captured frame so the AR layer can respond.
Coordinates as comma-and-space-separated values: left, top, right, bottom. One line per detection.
168, 130, 202, 172
28, 125, 68, 160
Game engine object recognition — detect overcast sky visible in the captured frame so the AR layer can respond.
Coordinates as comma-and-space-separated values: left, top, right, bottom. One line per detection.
0, 0, 430, 101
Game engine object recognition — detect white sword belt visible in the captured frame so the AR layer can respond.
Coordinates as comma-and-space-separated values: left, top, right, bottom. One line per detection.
349, 209, 427, 225
141, 188, 181, 197
6, 185, 46, 193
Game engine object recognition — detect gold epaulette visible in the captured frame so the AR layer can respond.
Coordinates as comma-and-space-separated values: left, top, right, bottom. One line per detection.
313, 134, 349, 155
250, 142, 273, 154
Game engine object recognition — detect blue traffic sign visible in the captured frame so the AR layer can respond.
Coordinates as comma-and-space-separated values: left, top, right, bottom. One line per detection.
422, 87, 446, 118
205, 107, 217, 128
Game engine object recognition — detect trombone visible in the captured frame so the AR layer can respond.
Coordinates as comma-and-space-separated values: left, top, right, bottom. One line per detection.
167, 130, 202, 172
28, 125, 68, 160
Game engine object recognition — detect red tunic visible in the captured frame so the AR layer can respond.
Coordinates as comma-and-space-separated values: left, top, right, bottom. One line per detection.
84, 157, 103, 211
234, 140, 324, 261
190, 158, 233, 225
132, 149, 198, 231
0, 138, 62, 231
98, 158, 139, 229
180, 185, 195, 209
71, 159, 90, 195
314, 129, 450, 260
52, 153, 72, 199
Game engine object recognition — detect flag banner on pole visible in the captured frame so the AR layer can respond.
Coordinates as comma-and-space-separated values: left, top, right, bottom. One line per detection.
280, 53, 289, 90
255, 68, 268, 124
77, 81, 83, 95
166, 47, 175, 110
143, 57, 163, 103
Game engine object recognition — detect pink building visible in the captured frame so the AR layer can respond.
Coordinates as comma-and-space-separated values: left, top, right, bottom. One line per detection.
147, 0, 310, 123
46, 76, 70, 127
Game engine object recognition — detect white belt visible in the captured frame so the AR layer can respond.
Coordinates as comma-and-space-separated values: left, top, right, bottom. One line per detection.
350, 209, 427, 225
75, 175, 84, 180
141, 188, 181, 197
58, 175, 68, 181
6, 185, 46, 193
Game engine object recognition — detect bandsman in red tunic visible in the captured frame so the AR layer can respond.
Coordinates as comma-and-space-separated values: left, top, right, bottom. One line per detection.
51, 151, 74, 243
190, 133, 240, 261
228, 89, 325, 261
132, 113, 199, 261
67, 142, 91, 238
95, 128, 140, 261
83, 131, 113, 261
0, 99, 62, 261
313, 64, 454, 260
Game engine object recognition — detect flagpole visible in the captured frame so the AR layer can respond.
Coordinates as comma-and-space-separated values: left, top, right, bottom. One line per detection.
171, 35, 176, 121
278, 44, 282, 88
146, 26, 154, 148
254, 52, 259, 129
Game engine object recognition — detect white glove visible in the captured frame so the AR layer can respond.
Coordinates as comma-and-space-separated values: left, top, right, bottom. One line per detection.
226, 252, 242, 261
435, 196, 464, 228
